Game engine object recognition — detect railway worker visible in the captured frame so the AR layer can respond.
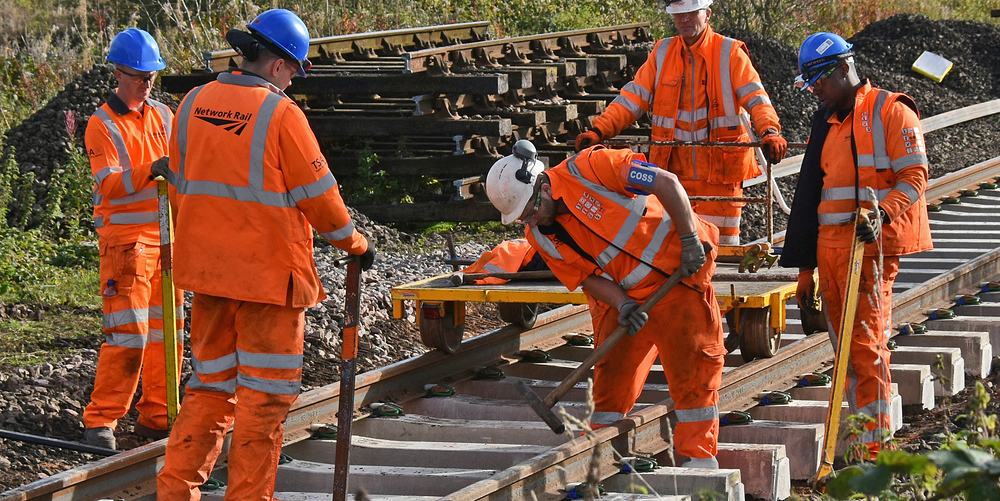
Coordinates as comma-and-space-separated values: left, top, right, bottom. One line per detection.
780, 32, 932, 460
575, 0, 788, 246
82, 28, 181, 451
153, 9, 375, 500
486, 140, 725, 468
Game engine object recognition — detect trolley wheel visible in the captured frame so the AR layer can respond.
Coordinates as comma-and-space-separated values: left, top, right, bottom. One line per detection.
419, 302, 464, 355
497, 302, 538, 328
738, 307, 781, 362
800, 304, 827, 335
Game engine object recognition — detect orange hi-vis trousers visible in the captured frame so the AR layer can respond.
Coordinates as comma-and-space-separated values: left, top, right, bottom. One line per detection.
818, 246, 898, 450
681, 179, 743, 246
590, 282, 725, 460
84, 242, 184, 432
157, 292, 304, 501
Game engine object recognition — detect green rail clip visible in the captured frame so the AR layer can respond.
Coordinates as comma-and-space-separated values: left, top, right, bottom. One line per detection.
310, 424, 337, 439
564, 482, 605, 499
278, 453, 293, 465
898, 322, 928, 335
719, 410, 752, 426
425, 383, 456, 397
371, 402, 404, 417
518, 349, 551, 363
198, 478, 226, 491
928, 203, 942, 212
960, 189, 979, 197
927, 308, 956, 320
563, 333, 594, 346
473, 366, 505, 380
887, 339, 898, 350
798, 372, 832, 387
981, 281, 1000, 292
619, 456, 658, 473
940, 196, 961, 204
954, 294, 981, 306
759, 390, 792, 405
980, 181, 998, 190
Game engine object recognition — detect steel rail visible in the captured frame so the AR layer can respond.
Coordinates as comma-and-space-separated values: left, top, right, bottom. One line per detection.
201, 21, 493, 72
402, 23, 651, 74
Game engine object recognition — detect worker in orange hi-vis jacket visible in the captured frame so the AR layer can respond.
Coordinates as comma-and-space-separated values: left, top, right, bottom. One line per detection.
153, 9, 374, 501
781, 32, 932, 461
460, 239, 547, 285
576, 0, 788, 246
82, 27, 182, 451
486, 139, 725, 468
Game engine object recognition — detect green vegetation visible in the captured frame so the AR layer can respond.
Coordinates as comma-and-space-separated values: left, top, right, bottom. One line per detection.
0, 308, 101, 364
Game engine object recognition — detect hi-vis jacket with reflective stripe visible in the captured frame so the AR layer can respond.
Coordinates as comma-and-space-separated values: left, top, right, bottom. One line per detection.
817, 82, 932, 256
590, 26, 780, 184
86, 93, 173, 247
525, 147, 719, 297
167, 71, 368, 308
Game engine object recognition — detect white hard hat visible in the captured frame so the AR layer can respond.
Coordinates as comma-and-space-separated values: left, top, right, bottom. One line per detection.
665, 0, 713, 14
486, 140, 545, 225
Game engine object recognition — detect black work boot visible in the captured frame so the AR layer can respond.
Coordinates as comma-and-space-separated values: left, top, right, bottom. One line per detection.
83, 427, 116, 450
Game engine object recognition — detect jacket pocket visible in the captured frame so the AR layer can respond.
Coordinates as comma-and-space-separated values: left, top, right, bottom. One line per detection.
113, 243, 145, 297
708, 129, 752, 184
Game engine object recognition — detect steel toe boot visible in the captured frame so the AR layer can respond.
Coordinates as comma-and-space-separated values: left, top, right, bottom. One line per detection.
83, 427, 116, 450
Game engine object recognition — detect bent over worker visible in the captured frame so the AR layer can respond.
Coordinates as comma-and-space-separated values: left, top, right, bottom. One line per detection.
82, 28, 182, 450
780, 33, 932, 460
154, 9, 375, 500
486, 140, 725, 467
576, 0, 788, 246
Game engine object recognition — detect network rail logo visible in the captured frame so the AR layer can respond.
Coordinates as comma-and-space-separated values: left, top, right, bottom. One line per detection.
193, 107, 253, 135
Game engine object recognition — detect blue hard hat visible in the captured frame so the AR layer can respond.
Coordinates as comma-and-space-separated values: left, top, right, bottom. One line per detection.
796, 32, 853, 91
106, 28, 166, 72
247, 9, 312, 77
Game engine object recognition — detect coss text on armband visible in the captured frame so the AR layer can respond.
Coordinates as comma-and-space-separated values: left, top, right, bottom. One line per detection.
624, 160, 658, 195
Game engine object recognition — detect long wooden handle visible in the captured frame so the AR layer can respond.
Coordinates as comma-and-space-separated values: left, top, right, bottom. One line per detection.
451, 269, 556, 286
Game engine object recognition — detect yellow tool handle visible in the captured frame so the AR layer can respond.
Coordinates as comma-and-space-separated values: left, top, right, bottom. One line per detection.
812, 209, 867, 487
157, 178, 180, 428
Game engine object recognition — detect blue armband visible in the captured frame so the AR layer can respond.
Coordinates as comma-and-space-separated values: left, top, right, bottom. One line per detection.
624, 160, 658, 195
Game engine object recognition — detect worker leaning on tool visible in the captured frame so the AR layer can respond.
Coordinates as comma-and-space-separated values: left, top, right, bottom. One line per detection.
486, 139, 725, 468
153, 9, 375, 500
82, 28, 181, 451
780, 32, 932, 461
575, 0, 787, 246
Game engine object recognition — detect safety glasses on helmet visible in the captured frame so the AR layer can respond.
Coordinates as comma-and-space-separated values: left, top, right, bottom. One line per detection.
794, 63, 838, 91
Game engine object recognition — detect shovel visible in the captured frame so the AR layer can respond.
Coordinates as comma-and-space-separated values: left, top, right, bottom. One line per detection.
516, 243, 709, 434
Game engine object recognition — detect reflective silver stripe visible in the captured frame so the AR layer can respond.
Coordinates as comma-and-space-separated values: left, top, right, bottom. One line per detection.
237, 373, 301, 395
719, 38, 736, 118
175, 179, 297, 207
870, 90, 891, 171
248, 93, 285, 190
818, 212, 854, 225
735, 81, 764, 99
109, 186, 157, 206
108, 211, 158, 225
121, 168, 137, 195
103, 308, 148, 329
148, 305, 184, 320
94, 166, 124, 185
530, 226, 563, 260
611, 95, 643, 120
676, 108, 708, 123
890, 153, 927, 173
93, 192, 103, 206
674, 128, 708, 142
149, 99, 172, 140
651, 114, 675, 129
94, 216, 105, 228
186, 372, 237, 393
857, 154, 876, 168
710, 114, 745, 129
859, 428, 892, 444
148, 329, 163, 343
105, 333, 148, 348
622, 81, 653, 106
859, 398, 892, 418
697, 214, 740, 228
192, 352, 238, 375
653, 38, 671, 93
746, 95, 771, 110
320, 220, 357, 242
894, 181, 920, 205
290, 173, 339, 203
821, 187, 891, 202
93, 108, 132, 170
718, 234, 740, 246
591, 411, 626, 425
484, 263, 505, 273
676, 405, 719, 423
238, 349, 303, 370
176, 85, 206, 182
619, 262, 653, 290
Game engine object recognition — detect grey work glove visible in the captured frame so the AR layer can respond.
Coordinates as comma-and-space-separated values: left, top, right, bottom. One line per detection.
679, 232, 706, 276
149, 156, 170, 180
617, 299, 648, 336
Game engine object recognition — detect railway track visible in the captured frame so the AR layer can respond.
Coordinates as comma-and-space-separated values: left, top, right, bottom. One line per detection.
4, 151, 1000, 500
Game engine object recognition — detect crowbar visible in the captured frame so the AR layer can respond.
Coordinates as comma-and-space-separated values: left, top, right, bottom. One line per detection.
156, 177, 180, 427
811, 209, 867, 488
516, 243, 710, 433
332, 253, 363, 501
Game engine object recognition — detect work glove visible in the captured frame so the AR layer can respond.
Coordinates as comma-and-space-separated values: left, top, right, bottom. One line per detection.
678, 232, 706, 277
575, 129, 602, 151
359, 245, 377, 271
617, 299, 648, 336
856, 212, 878, 244
796, 269, 816, 310
760, 131, 788, 164
149, 156, 170, 180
